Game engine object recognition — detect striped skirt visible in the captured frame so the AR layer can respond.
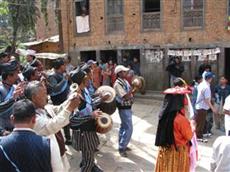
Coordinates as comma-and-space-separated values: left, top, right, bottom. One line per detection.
72, 130, 100, 151
155, 145, 190, 172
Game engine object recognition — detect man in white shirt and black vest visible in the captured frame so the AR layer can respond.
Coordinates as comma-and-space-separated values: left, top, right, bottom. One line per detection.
113, 65, 135, 157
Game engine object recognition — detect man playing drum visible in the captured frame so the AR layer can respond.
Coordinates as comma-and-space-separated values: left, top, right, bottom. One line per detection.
114, 65, 135, 157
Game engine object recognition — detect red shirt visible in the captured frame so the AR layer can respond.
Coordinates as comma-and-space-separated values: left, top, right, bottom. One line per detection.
173, 113, 193, 146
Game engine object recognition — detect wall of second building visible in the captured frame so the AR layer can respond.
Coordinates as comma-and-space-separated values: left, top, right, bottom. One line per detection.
60, 0, 229, 90
36, 0, 59, 40
62, 0, 230, 51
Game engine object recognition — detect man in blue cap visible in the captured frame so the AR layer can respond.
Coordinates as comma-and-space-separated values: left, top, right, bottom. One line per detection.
195, 72, 217, 142
0, 60, 24, 136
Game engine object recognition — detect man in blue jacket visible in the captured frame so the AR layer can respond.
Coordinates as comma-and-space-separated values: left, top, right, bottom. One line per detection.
0, 99, 56, 172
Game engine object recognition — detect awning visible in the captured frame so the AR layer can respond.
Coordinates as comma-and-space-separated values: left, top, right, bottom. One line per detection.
35, 53, 67, 60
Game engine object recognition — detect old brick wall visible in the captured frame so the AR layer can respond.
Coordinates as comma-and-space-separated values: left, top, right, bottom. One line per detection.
36, 0, 59, 40
62, 0, 230, 51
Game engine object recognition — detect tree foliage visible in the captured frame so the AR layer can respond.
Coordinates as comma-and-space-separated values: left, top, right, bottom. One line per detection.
0, 0, 38, 51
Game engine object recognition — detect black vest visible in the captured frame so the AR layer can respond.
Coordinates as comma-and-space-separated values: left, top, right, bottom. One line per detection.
0, 130, 52, 172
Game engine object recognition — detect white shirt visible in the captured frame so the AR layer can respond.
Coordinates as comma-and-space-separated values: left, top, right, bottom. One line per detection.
14, 128, 60, 172
195, 80, 211, 110
224, 95, 230, 135
210, 136, 230, 172
34, 104, 71, 172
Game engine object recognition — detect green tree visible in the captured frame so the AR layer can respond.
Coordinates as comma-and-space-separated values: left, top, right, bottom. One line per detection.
0, 0, 38, 52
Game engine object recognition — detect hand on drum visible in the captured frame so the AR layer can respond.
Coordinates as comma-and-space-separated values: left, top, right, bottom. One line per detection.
92, 109, 103, 118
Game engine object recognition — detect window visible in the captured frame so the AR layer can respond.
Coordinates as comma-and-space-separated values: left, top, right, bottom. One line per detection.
182, 0, 204, 28
142, 0, 161, 30
106, 0, 124, 33
74, 0, 90, 34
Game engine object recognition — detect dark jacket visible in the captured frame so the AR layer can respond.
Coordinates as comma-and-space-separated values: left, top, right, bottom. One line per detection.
166, 61, 184, 77
0, 130, 52, 172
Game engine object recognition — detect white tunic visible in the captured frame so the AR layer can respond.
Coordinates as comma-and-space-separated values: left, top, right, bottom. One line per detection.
210, 136, 230, 172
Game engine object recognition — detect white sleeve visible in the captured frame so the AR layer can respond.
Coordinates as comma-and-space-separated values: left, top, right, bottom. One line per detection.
50, 138, 64, 172
34, 109, 71, 136
224, 97, 230, 111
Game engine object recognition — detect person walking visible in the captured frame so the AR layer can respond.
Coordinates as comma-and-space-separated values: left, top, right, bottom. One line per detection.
69, 67, 103, 172
114, 65, 135, 157
155, 88, 193, 172
195, 72, 217, 142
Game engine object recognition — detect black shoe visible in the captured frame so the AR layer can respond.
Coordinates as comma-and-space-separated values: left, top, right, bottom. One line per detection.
126, 147, 132, 151
92, 165, 103, 172
119, 150, 128, 157
65, 140, 72, 145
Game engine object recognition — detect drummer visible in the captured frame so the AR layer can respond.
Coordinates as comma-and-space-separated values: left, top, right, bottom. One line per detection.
114, 65, 135, 157
69, 67, 103, 172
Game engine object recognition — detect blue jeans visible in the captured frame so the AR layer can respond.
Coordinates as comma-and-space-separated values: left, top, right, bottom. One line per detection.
118, 109, 133, 151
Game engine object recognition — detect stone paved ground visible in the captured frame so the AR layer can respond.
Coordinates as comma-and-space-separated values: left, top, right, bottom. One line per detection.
66, 98, 224, 172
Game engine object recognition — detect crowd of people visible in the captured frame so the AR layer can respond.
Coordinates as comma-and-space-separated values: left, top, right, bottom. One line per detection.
1, 47, 230, 172
156, 56, 230, 172
0, 48, 140, 172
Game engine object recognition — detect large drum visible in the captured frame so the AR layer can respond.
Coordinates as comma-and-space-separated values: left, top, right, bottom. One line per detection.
96, 113, 113, 134
97, 99, 117, 115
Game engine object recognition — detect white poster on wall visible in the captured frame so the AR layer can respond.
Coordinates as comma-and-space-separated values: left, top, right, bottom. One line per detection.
145, 50, 163, 63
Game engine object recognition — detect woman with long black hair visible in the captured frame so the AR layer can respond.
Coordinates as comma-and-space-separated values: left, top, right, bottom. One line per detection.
155, 87, 193, 172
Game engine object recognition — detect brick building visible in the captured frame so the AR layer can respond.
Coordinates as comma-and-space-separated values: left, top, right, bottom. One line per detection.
60, 0, 230, 90
36, 0, 58, 40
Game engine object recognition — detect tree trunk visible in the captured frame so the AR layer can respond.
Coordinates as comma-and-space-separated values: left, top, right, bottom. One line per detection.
55, 0, 64, 52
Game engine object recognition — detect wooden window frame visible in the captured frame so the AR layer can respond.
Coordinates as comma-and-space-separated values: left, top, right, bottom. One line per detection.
141, 0, 162, 32
181, 0, 205, 30
73, 0, 91, 37
105, 0, 125, 34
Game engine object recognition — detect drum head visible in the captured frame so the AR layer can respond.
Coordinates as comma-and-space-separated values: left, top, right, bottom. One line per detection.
95, 86, 116, 103
96, 113, 113, 134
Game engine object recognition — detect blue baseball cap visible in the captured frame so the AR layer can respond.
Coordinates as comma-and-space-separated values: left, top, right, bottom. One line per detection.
205, 72, 215, 80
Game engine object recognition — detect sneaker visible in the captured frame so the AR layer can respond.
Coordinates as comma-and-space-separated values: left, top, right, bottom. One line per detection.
65, 140, 72, 145
119, 150, 128, 157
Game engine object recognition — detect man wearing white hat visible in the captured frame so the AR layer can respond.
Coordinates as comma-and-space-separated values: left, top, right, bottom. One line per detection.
114, 65, 134, 157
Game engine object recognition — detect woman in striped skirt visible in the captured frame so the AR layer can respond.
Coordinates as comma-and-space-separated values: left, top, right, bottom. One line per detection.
155, 87, 193, 172
69, 67, 103, 172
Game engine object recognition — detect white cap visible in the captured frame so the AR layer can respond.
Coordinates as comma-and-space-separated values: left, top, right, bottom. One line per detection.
26, 49, 36, 56
114, 65, 129, 74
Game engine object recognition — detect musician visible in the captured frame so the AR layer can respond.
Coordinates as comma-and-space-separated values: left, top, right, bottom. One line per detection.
69, 68, 103, 172
24, 80, 80, 171
114, 65, 134, 157
0, 61, 24, 135
22, 66, 41, 82
81, 63, 96, 97
47, 58, 72, 144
